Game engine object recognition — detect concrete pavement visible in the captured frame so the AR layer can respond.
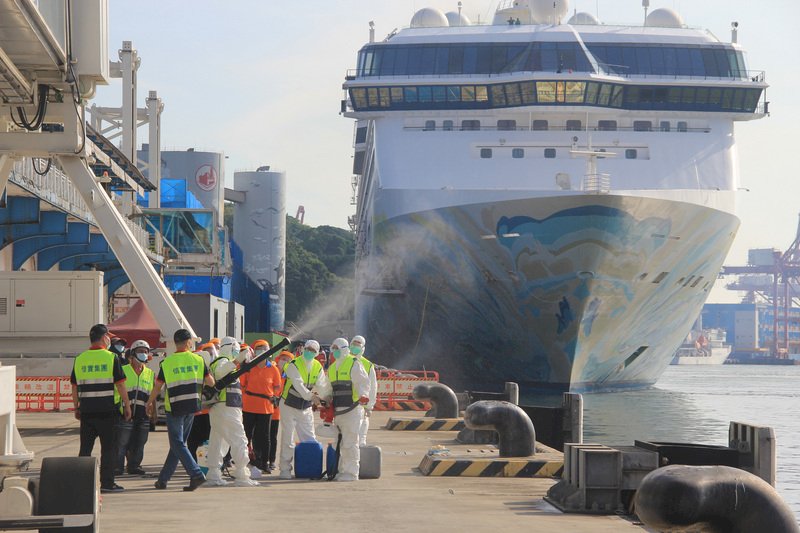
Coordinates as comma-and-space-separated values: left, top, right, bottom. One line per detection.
14, 410, 644, 533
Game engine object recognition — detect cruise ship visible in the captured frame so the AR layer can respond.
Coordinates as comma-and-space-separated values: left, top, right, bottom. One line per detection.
341, 1, 767, 392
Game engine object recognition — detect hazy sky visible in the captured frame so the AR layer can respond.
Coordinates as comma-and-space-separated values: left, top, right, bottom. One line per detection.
93, 0, 800, 303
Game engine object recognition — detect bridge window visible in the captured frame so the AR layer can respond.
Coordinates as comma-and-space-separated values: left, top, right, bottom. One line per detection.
586, 43, 748, 78
660, 121, 670, 132
443, 120, 454, 131
480, 148, 493, 159
677, 121, 688, 132
512, 148, 525, 159
625, 149, 638, 159
544, 148, 556, 158
566, 119, 582, 131
633, 120, 652, 132
350, 83, 762, 113
424, 120, 435, 131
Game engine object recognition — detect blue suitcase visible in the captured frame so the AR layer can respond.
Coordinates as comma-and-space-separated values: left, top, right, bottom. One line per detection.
326, 442, 338, 474
294, 440, 323, 479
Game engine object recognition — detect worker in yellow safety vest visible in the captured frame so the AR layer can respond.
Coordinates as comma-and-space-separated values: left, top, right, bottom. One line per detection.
146, 329, 215, 491
278, 340, 331, 479
116, 340, 156, 475
325, 338, 369, 481
350, 335, 377, 446
71, 323, 132, 493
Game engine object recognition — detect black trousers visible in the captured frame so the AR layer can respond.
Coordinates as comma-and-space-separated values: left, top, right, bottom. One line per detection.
187, 412, 210, 462
242, 412, 271, 468
268, 417, 279, 464
79, 411, 119, 488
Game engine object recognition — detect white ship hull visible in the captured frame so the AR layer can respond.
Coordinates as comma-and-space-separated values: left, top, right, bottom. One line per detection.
356, 192, 739, 391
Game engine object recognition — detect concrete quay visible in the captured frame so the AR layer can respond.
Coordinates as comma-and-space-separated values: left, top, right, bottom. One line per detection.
14, 410, 645, 532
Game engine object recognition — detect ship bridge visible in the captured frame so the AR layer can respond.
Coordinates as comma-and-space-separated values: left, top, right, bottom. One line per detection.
343, 15, 768, 118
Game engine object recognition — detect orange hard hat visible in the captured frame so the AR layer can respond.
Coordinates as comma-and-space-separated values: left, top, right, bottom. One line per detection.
252, 339, 269, 350
277, 350, 294, 360
209, 338, 221, 345
199, 342, 215, 351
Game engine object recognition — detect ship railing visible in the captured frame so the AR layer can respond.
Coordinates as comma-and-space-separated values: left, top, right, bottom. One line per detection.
583, 173, 611, 194
345, 68, 766, 83
403, 124, 711, 133
9, 158, 96, 224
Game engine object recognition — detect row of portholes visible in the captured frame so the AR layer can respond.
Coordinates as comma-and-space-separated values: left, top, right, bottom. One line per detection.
421, 118, 691, 132
479, 147, 640, 159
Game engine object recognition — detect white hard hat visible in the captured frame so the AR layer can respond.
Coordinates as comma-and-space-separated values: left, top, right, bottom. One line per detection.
130, 339, 151, 351
351, 335, 366, 347
219, 336, 240, 357
331, 337, 349, 351
304, 340, 320, 353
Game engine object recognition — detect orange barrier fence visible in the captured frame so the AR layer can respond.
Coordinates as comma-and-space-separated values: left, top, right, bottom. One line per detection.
16, 369, 440, 413
374, 370, 439, 411
16, 376, 74, 412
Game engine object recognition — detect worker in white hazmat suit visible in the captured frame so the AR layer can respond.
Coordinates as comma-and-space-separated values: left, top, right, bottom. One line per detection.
349, 335, 376, 446
278, 339, 331, 479
205, 336, 257, 487
325, 338, 369, 481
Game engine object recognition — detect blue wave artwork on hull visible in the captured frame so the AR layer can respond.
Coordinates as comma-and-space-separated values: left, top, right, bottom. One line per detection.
360, 194, 739, 392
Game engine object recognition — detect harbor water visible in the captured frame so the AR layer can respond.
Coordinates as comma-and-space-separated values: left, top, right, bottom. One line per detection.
578, 365, 800, 517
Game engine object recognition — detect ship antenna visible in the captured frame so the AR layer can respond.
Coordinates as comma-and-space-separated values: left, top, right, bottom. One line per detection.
642, 0, 650, 26
571, 139, 616, 194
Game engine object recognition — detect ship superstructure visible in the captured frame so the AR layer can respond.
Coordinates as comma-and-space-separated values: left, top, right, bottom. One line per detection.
341, 1, 767, 391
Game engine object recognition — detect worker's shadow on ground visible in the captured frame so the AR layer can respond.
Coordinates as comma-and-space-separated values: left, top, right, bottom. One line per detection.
19, 427, 81, 437
505, 499, 563, 516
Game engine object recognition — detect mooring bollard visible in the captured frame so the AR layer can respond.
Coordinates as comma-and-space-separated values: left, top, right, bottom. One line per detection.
635, 464, 799, 533
412, 383, 459, 419
464, 400, 535, 457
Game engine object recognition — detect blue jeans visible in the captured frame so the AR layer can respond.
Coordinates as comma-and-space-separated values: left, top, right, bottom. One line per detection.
116, 417, 150, 472
158, 412, 203, 484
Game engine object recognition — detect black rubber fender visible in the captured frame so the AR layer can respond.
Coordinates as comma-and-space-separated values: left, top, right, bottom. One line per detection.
412, 383, 459, 418
464, 400, 535, 457
634, 464, 799, 533
37, 456, 99, 533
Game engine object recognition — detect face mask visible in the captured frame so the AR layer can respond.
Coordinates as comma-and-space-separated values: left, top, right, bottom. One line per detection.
135, 352, 148, 363
303, 350, 316, 361
333, 348, 348, 360
350, 346, 363, 356
255, 348, 267, 357
113, 343, 124, 353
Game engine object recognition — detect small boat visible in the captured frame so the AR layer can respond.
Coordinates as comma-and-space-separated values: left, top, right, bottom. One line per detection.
671, 328, 731, 365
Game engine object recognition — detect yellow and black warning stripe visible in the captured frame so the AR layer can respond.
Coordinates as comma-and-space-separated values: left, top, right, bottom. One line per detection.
385, 417, 465, 431
418, 455, 564, 478
373, 400, 431, 411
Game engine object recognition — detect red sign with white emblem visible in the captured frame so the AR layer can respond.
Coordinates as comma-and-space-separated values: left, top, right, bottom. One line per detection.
195, 164, 218, 191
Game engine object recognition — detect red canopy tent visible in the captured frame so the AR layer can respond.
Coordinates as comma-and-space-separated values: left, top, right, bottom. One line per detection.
107, 299, 165, 349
